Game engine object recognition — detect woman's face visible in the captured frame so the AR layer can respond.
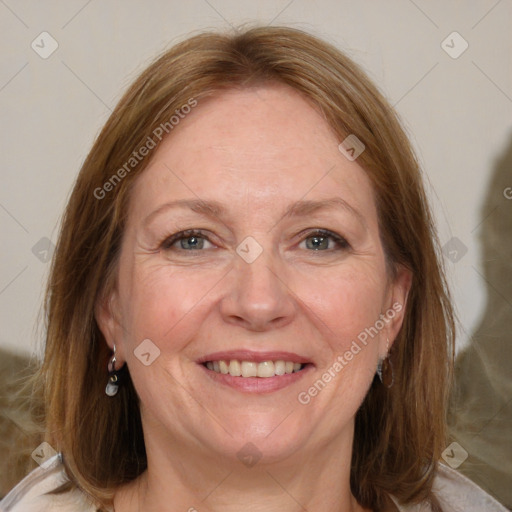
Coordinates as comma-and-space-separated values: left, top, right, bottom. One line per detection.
98, 84, 410, 464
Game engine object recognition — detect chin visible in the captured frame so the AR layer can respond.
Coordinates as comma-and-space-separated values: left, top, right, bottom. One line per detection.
202, 415, 310, 465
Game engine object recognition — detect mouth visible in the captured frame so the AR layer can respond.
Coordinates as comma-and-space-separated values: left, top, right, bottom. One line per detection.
203, 359, 308, 377
197, 351, 314, 393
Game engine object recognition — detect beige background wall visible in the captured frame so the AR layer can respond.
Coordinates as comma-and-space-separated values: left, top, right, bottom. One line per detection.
1, 1, 512, 358
1, 1, 511, 358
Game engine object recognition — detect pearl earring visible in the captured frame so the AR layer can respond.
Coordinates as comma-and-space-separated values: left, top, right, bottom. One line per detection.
105, 344, 121, 397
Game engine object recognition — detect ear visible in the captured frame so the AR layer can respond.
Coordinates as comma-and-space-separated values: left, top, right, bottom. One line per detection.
381, 265, 413, 355
95, 290, 125, 364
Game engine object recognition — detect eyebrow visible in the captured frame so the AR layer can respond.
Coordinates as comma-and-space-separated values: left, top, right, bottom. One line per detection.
143, 199, 224, 227
143, 197, 366, 228
281, 197, 366, 226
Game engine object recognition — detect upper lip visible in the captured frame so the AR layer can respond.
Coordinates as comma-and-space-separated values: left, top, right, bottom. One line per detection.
197, 350, 312, 365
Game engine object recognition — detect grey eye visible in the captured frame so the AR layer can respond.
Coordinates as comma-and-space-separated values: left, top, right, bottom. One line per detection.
298, 230, 350, 252
161, 230, 214, 251
305, 235, 330, 250
179, 235, 206, 250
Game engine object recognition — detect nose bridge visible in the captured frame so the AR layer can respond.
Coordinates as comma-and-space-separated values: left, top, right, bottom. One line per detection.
242, 253, 281, 300
221, 244, 294, 330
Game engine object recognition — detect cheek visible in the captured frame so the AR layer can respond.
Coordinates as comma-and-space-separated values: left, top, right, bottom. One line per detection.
293, 264, 386, 354
291, 266, 386, 423
118, 260, 224, 347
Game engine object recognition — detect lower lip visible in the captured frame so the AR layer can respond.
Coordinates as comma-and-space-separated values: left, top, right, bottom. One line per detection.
199, 363, 314, 393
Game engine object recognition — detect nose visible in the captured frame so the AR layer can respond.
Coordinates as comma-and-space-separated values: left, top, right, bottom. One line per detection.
219, 250, 296, 332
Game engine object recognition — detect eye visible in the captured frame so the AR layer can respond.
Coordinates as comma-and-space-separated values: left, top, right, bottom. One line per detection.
299, 229, 350, 251
161, 230, 214, 251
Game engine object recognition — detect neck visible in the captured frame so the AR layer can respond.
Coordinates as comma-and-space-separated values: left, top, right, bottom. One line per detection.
114, 422, 372, 512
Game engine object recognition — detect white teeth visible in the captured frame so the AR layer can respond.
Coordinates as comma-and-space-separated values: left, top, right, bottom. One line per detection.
257, 361, 275, 378
228, 360, 241, 377
205, 359, 305, 377
274, 360, 286, 376
219, 360, 229, 374
241, 361, 258, 377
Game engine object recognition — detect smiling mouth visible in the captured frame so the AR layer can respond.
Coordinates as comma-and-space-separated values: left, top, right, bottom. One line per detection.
203, 360, 308, 378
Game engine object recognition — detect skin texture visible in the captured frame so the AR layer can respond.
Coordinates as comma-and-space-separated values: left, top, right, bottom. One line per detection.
97, 84, 411, 512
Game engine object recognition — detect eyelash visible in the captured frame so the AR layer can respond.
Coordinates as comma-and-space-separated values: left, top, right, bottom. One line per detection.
160, 229, 209, 250
160, 228, 350, 252
300, 228, 350, 251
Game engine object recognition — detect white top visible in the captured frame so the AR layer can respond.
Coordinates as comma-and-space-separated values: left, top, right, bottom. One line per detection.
0, 455, 508, 512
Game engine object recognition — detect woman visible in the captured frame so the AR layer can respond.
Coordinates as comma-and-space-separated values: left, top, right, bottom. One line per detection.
1, 26, 507, 512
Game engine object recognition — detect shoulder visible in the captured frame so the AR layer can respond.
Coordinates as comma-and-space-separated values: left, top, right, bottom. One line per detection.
392, 463, 509, 512
2, 458, 507, 512
0, 455, 101, 512
433, 463, 508, 511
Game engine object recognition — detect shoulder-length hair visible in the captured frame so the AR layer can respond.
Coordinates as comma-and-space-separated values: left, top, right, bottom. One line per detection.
36, 25, 454, 511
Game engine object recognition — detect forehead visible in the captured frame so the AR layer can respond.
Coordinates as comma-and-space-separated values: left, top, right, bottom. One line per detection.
129, 84, 377, 226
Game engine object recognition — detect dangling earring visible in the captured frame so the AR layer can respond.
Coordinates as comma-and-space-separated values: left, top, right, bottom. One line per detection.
377, 338, 394, 388
105, 344, 121, 397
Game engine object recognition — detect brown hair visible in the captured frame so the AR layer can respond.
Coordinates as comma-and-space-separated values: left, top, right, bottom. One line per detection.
35, 26, 454, 510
